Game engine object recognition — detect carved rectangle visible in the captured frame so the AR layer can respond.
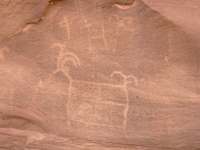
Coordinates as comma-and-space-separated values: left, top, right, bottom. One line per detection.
69, 81, 128, 128
71, 81, 99, 102
69, 100, 126, 128
99, 85, 127, 105
71, 81, 126, 105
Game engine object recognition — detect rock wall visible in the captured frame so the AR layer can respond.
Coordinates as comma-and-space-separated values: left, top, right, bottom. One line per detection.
0, 0, 200, 149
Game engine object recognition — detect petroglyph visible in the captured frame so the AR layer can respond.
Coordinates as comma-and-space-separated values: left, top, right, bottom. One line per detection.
49, 45, 138, 130
0, 47, 9, 61
76, 0, 108, 53
76, 2, 133, 53
50, 43, 81, 127
111, 71, 137, 131
67, 71, 137, 131
108, 15, 133, 28
110, 71, 138, 87
69, 95, 126, 129
106, 15, 133, 53
106, 15, 119, 53
72, 80, 121, 88
86, 22, 108, 52
50, 43, 80, 80
60, 17, 73, 39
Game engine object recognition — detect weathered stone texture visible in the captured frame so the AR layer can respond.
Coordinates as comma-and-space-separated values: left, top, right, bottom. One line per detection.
0, 0, 199, 149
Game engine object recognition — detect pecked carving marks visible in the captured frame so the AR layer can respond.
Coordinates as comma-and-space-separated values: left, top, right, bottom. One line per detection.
104, 15, 133, 53
71, 102, 126, 129
68, 71, 137, 131
69, 81, 127, 129
50, 43, 81, 81
111, 71, 138, 87
84, 20, 108, 52
50, 43, 81, 127
49, 43, 138, 131
108, 15, 133, 27
60, 17, 73, 39
56, 7, 134, 54
111, 71, 137, 131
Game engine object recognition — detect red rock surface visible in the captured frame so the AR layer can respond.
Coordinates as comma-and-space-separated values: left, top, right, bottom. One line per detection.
0, 0, 200, 149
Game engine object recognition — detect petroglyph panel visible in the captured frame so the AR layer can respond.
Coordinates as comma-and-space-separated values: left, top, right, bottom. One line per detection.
1, 0, 200, 149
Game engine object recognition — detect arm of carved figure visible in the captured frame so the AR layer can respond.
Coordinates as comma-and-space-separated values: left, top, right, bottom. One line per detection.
51, 43, 65, 68
113, 0, 139, 10
0, 102, 51, 129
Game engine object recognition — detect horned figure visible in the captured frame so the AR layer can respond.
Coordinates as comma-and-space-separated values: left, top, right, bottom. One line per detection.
50, 43, 81, 81
110, 71, 137, 88
49, 43, 81, 127
110, 71, 137, 131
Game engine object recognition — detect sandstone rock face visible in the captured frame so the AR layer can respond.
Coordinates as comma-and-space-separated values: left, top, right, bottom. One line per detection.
0, 0, 200, 149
